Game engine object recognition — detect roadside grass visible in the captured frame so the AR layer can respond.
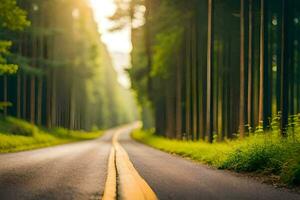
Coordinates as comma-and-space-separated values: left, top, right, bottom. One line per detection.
132, 128, 300, 186
0, 117, 103, 153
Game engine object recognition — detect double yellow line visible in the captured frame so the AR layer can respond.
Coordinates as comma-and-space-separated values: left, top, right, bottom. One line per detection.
102, 127, 158, 200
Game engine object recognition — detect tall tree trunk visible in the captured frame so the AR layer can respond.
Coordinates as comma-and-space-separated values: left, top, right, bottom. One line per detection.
247, 0, 253, 131
37, 15, 44, 126
239, 0, 245, 137
206, 0, 214, 142
22, 74, 27, 119
280, 0, 288, 136
166, 83, 175, 138
46, 33, 52, 128
37, 78, 43, 125
17, 35, 22, 118
17, 74, 21, 118
185, 28, 191, 140
30, 75, 35, 124
217, 42, 223, 140
258, 0, 265, 127
3, 76, 7, 116
192, 21, 198, 140
199, 40, 205, 140
69, 80, 75, 130
175, 53, 182, 139
263, 1, 271, 128
46, 69, 52, 128
51, 69, 56, 127
30, 10, 38, 124
144, 0, 152, 101
30, 36, 37, 124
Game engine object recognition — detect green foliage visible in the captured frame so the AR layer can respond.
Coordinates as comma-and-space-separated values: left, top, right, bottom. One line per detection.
0, 0, 29, 76
0, 117, 103, 153
47, 127, 103, 141
0, 41, 12, 53
0, 64, 18, 75
221, 132, 300, 185
132, 128, 300, 185
5, 117, 38, 136
151, 2, 186, 78
0, 101, 12, 110
108, 0, 144, 32
0, 133, 58, 153
281, 157, 300, 185
0, 0, 30, 30
152, 26, 183, 78
132, 129, 231, 166
0, 0, 137, 129
0, 41, 18, 75
128, 0, 193, 128
129, 26, 151, 114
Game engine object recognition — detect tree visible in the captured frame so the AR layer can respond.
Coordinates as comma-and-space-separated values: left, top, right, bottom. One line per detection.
125, 0, 300, 142
239, 0, 245, 137
258, 0, 265, 128
206, 0, 214, 142
1, 0, 137, 129
247, 0, 253, 131
0, 0, 29, 114
0, 0, 29, 74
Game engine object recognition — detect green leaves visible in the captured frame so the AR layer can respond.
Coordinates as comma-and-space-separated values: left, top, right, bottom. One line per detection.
0, 0, 30, 76
0, 64, 18, 75
0, 102, 12, 111
0, 41, 12, 53
0, 41, 18, 75
0, 0, 30, 30
134, 128, 300, 185
152, 26, 183, 78
150, 1, 186, 78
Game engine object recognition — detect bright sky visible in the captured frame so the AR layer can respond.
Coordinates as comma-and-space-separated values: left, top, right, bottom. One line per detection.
89, 0, 132, 88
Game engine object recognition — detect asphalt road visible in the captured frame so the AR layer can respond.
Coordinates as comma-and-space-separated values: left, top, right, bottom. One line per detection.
1, 126, 300, 200
119, 130, 300, 200
0, 130, 115, 200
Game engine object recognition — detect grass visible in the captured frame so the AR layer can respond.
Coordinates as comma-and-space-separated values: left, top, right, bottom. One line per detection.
0, 117, 103, 153
132, 128, 300, 186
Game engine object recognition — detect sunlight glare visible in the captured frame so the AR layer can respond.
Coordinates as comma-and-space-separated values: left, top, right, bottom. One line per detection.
89, 0, 132, 53
89, 0, 132, 88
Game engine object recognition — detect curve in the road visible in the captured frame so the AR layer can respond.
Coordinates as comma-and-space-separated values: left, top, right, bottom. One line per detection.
103, 127, 157, 200
1, 125, 299, 200
119, 130, 300, 200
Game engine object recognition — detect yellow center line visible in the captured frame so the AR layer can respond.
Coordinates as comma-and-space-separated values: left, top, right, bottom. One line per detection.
102, 146, 117, 200
103, 126, 158, 200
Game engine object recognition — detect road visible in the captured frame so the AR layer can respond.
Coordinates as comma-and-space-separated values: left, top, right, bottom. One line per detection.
0, 125, 299, 200
0, 130, 114, 200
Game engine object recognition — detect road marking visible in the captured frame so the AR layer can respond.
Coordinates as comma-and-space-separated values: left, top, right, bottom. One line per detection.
102, 147, 117, 200
103, 127, 158, 200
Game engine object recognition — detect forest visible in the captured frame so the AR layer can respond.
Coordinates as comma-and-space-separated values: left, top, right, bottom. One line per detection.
117, 0, 300, 141
1, 0, 300, 198
0, 0, 137, 131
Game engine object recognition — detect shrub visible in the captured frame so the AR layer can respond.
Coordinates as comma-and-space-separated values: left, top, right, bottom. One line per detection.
7, 117, 37, 136
280, 149, 300, 185
218, 133, 300, 184
132, 129, 300, 186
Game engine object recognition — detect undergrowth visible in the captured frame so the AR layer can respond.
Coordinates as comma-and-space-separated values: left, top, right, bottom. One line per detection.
0, 117, 103, 153
132, 128, 300, 185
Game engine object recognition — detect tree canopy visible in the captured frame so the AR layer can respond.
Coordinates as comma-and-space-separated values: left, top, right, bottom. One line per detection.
0, 0, 138, 130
